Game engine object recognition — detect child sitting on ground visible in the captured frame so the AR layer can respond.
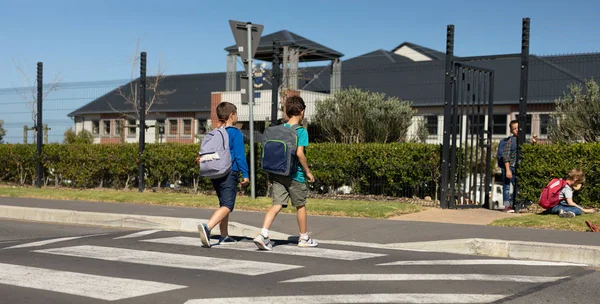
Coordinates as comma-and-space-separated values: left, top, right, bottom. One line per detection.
550, 168, 595, 218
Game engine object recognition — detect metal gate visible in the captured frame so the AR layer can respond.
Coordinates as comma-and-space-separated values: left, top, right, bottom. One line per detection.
440, 25, 495, 209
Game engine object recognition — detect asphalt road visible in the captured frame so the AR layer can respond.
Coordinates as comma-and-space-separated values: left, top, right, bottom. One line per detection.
0, 219, 597, 304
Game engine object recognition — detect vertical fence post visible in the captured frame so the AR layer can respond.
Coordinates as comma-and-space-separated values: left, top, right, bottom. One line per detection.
138, 52, 147, 192
440, 25, 455, 209
271, 40, 281, 126
36, 62, 43, 188
514, 17, 530, 205
485, 71, 495, 207
43, 124, 49, 144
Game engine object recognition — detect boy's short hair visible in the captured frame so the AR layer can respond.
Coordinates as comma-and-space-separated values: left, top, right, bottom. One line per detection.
567, 168, 586, 185
216, 102, 237, 122
509, 120, 518, 128
285, 96, 306, 117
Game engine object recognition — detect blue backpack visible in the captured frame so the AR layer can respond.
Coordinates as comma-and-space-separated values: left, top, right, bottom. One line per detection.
496, 136, 516, 167
198, 127, 232, 179
261, 124, 302, 176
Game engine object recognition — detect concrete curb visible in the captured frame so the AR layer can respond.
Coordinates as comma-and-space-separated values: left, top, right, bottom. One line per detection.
386, 238, 600, 267
0, 205, 291, 241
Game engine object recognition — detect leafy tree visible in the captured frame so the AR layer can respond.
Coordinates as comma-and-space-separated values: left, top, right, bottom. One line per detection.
314, 87, 416, 143
548, 79, 600, 143
410, 118, 429, 143
63, 128, 94, 144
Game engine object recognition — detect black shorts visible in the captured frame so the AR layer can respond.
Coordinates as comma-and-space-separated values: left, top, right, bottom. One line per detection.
211, 170, 239, 211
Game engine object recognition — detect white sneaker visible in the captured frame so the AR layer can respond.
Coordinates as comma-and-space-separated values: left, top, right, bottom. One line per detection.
253, 234, 273, 251
298, 237, 318, 247
559, 209, 576, 218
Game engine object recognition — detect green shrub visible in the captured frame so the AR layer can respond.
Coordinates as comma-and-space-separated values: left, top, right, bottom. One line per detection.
518, 143, 600, 208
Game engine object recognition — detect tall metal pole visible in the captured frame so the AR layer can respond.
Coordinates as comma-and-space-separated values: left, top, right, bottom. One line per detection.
514, 18, 530, 206
138, 52, 147, 192
271, 40, 281, 126
246, 22, 256, 199
36, 62, 43, 188
440, 25, 455, 209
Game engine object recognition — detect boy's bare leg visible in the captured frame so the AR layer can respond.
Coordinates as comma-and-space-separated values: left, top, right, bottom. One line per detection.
219, 214, 229, 237
207, 207, 231, 231
262, 205, 283, 230
296, 205, 307, 235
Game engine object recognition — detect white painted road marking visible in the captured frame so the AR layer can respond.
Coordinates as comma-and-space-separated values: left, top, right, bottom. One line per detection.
0, 262, 185, 301
34, 245, 302, 276
4, 234, 107, 249
142, 236, 386, 260
281, 274, 568, 283
114, 230, 161, 239
377, 259, 588, 267
183, 293, 509, 304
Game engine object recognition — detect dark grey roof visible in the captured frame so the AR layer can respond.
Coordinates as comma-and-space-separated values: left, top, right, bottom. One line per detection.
341, 61, 445, 106
391, 42, 446, 61
343, 49, 415, 67
69, 49, 600, 117
68, 73, 226, 117
225, 30, 344, 62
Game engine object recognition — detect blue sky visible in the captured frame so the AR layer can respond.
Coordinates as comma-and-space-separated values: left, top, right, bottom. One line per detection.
1, 0, 599, 88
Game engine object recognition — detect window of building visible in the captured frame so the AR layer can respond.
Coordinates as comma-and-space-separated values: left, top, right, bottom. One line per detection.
92, 120, 100, 135
492, 114, 507, 135
425, 115, 438, 135
156, 119, 165, 136
539, 114, 551, 135
169, 119, 178, 136
468, 114, 486, 135
183, 119, 192, 136
128, 119, 137, 137
102, 120, 111, 136
115, 120, 122, 137
197, 119, 207, 135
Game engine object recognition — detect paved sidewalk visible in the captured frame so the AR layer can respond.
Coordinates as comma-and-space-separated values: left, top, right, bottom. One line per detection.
389, 207, 527, 225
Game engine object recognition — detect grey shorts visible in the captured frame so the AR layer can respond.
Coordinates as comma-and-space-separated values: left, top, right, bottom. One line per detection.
271, 175, 308, 208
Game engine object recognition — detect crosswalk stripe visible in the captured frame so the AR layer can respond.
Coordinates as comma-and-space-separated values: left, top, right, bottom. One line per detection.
377, 259, 588, 267
183, 293, 509, 304
4, 234, 107, 250
0, 262, 186, 301
114, 230, 161, 239
34, 245, 302, 276
281, 274, 568, 283
142, 236, 386, 260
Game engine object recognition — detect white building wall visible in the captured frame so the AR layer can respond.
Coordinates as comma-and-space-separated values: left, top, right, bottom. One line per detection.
394, 45, 433, 62
217, 89, 330, 123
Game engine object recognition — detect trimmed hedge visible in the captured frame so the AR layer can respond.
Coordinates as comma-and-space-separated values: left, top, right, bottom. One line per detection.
0, 143, 441, 197
1, 142, 596, 207
519, 143, 600, 208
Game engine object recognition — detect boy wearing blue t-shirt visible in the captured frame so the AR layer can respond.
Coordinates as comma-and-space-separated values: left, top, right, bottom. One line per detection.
197, 101, 249, 248
254, 96, 317, 251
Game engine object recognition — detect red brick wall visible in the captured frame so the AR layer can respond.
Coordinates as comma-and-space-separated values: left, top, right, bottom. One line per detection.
165, 112, 196, 143
210, 93, 222, 129
99, 115, 124, 144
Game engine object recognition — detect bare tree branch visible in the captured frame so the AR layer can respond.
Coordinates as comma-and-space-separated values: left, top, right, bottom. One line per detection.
13, 59, 62, 127
112, 38, 174, 120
